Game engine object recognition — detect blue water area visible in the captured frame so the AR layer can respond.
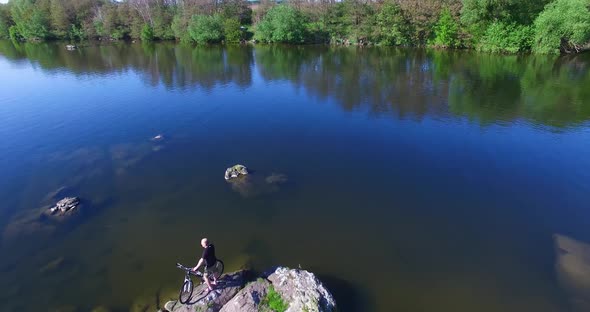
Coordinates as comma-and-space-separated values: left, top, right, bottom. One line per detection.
0, 41, 589, 312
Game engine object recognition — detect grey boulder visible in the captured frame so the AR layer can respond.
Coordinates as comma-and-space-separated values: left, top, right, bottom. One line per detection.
219, 278, 271, 312
267, 267, 337, 312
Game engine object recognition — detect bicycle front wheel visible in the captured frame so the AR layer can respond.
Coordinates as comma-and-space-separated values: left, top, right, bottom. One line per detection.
179, 278, 193, 304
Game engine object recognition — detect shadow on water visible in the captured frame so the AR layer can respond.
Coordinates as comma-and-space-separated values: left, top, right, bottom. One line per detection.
317, 274, 376, 312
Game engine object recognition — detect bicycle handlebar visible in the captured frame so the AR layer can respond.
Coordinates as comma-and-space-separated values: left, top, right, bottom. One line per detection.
176, 263, 203, 276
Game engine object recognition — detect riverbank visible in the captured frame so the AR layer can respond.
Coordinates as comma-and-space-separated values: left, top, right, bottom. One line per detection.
159, 267, 336, 312
2, 0, 589, 55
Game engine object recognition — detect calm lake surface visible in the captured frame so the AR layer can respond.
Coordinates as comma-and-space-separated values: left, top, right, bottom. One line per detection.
0, 41, 589, 312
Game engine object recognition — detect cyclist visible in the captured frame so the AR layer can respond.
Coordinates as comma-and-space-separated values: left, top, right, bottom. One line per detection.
192, 238, 217, 291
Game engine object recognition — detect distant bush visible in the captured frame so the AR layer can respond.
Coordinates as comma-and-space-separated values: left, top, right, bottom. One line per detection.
223, 18, 242, 43
9, 25, 22, 41
478, 22, 534, 53
171, 15, 192, 43
0, 5, 10, 40
430, 8, 460, 48
189, 14, 224, 44
255, 5, 309, 44
140, 24, 155, 41
533, 0, 590, 54
69, 24, 86, 41
111, 26, 128, 40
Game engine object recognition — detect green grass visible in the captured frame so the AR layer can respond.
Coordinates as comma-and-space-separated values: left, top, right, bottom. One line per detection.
262, 285, 289, 312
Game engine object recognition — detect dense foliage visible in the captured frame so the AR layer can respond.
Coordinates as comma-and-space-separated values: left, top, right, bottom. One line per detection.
477, 22, 534, 53
430, 8, 460, 48
255, 5, 308, 43
0, 0, 587, 53
189, 14, 224, 43
533, 0, 590, 54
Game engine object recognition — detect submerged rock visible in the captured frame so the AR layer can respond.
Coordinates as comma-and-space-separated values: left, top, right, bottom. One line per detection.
48, 197, 80, 216
39, 256, 65, 274
554, 234, 590, 311
227, 170, 288, 198
265, 173, 288, 185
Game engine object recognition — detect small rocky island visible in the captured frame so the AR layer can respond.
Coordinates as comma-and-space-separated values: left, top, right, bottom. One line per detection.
47, 197, 80, 216
224, 164, 289, 198
224, 164, 249, 180
161, 267, 336, 312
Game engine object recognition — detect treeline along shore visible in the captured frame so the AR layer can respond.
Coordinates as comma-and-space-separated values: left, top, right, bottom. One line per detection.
0, 0, 589, 54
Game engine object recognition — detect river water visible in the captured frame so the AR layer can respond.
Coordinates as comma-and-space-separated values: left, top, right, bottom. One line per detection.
0, 41, 589, 312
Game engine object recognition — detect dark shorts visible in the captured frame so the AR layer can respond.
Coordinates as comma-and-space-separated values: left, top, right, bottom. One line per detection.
203, 265, 215, 278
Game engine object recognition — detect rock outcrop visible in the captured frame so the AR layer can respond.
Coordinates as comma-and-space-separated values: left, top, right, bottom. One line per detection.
267, 267, 337, 312
162, 267, 335, 312
219, 278, 271, 312
163, 271, 246, 312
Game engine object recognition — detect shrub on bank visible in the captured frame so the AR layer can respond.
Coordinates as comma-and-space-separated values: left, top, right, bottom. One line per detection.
255, 5, 309, 44
223, 18, 243, 43
430, 8, 460, 48
141, 24, 155, 41
189, 14, 224, 44
478, 22, 534, 53
533, 0, 590, 54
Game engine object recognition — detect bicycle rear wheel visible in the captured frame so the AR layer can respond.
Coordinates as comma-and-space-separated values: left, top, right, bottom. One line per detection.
209, 260, 224, 280
179, 278, 193, 304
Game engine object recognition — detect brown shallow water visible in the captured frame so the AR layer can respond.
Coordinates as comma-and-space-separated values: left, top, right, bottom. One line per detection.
0, 41, 589, 311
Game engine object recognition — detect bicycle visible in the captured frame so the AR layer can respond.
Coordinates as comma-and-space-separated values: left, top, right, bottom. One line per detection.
176, 260, 224, 304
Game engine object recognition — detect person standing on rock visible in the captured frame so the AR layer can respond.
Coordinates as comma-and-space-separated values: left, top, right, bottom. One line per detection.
192, 238, 217, 291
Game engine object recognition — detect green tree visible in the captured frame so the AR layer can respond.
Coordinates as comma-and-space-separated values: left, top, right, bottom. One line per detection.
375, 1, 413, 46
151, 3, 174, 40
430, 7, 460, 48
461, 0, 549, 41
49, 0, 69, 38
533, 0, 590, 54
69, 24, 86, 41
11, 0, 51, 40
343, 0, 375, 44
9, 25, 23, 41
255, 5, 309, 43
223, 18, 243, 43
0, 4, 13, 39
220, 0, 252, 25
172, 14, 191, 42
141, 23, 154, 41
188, 14, 224, 44
323, 2, 349, 43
